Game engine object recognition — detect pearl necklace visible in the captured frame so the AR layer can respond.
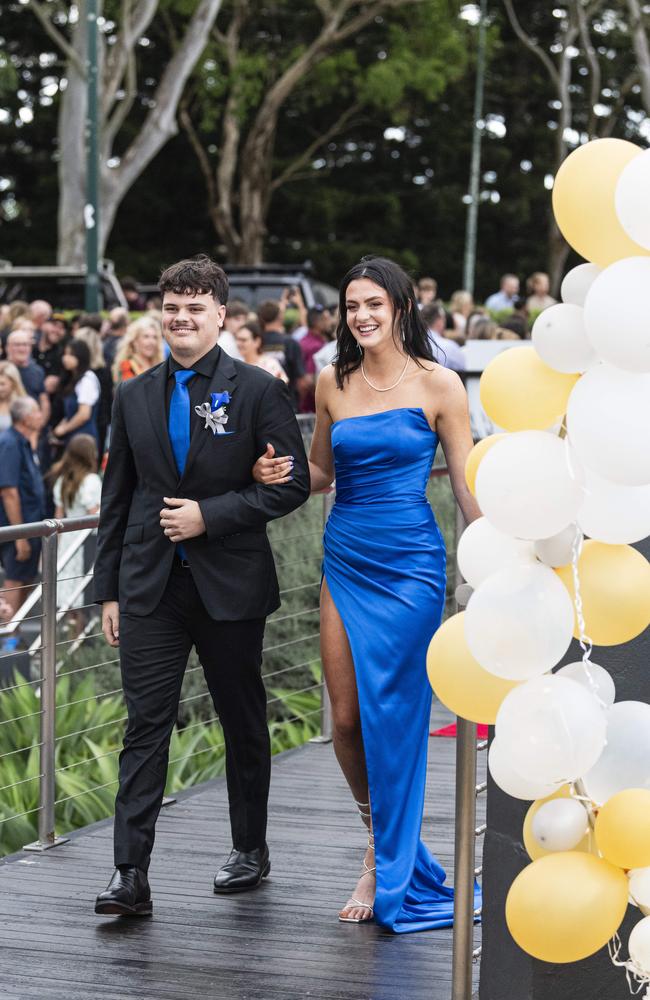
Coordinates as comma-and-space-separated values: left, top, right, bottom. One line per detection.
361, 355, 410, 392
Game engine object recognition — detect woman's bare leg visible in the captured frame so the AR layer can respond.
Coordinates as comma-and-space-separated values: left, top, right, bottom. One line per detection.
321, 576, 375, 921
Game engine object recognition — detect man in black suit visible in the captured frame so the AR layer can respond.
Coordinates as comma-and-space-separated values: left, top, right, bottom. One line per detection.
93, 255, 310, 916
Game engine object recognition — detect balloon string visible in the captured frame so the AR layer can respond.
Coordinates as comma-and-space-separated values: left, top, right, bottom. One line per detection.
569, 522, 608, 711
608, 933, 650, 997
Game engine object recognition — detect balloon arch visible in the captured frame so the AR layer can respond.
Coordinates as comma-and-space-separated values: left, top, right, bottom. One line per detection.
427, 138, 650, 986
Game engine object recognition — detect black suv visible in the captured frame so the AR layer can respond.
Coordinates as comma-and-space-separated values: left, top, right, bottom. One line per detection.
0, 261, 128, 311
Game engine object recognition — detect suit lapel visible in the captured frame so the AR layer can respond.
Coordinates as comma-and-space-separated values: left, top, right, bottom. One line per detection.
181, 348, 239, 480
144, 362, 178, 482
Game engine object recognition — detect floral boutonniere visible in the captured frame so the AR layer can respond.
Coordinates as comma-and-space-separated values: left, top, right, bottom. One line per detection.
194, 391, 232, 435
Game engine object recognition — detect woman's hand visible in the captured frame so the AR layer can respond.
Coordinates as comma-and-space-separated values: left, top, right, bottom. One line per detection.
53, 421, 67, 437
252, 443, 294, 485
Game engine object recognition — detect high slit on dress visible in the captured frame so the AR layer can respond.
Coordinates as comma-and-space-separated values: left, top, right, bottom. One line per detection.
322, 406, 480, 933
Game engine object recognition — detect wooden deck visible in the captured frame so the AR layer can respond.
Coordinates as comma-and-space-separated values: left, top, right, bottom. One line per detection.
0, 704, 485, 1000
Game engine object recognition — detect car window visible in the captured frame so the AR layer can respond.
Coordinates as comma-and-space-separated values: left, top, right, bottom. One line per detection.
226, 281, 293, 306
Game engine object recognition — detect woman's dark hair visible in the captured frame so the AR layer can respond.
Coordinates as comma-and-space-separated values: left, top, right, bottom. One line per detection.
333, 256, 437, 389
159, 254, 229, 305
61, 338, 91, 395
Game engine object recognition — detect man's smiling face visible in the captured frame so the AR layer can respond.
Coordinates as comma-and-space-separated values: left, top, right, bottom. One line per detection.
162, 291, 226, 363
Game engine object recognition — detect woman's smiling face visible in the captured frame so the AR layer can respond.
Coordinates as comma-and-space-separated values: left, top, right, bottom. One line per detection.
344, 278, 398, 351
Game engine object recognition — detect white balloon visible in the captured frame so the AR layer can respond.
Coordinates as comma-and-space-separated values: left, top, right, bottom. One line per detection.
582, 701, 650, 806
583, 257, 650, 372
578, 468, 650, 544
566, 363, 650, 485
457, 517, 535, 589
615, 148, 650, 250
629, 869, 650, 915
531, 798, 589, 852
495, 674, 607, 784
534, 523, 582, 568
475, 431, 585, 540
561, 263, 602, 306
464, 564, 575, 680
531, 303, 597, 374
629, 917, 650, 978
488, 739, 560, 801
556, 661, 616, 708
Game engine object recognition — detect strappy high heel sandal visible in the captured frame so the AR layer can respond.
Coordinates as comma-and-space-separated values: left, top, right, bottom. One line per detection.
339, 799, 376, 924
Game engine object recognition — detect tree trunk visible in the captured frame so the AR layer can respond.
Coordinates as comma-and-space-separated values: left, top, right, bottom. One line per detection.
56, 3, 88, 267
548, 220, 570, 298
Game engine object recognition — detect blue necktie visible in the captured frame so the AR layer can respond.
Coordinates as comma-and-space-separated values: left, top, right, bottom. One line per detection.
168, 369, 196, 561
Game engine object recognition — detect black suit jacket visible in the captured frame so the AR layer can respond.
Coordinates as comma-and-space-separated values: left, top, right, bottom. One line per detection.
93, 348, 310, 620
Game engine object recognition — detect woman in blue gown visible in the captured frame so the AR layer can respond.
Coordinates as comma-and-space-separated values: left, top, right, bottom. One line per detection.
255, 257, 481, 931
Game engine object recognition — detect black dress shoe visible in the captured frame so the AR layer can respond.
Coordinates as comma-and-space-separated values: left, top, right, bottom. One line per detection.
95, 865, 152, 916
213, 845, 271, 894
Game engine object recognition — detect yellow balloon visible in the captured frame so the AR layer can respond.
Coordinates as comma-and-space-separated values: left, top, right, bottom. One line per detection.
556, 540, 650, 646
523, 786, 595, 861
479, 347, 579, 432
506, 853, 628, 963
552, 138, 650, 267
426, 612, 519, 724
595, 789, 650, 870
464, 434, 505, 497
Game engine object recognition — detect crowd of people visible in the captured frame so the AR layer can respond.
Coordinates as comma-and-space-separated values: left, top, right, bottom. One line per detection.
0, 268, 554, 631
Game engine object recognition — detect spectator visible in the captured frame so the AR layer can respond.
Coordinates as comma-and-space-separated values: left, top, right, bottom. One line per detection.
236, 320, 288, 382
49, 433, 101, 630
448, 290, 474, 343
298, 305, 334, 412
0, 397, 46, 620
29, 299, 53, 331
74, 326, 114, 455
0, 361, 27, 433
33, 317, 67, 396
280, 286, 308, 341
219, 300, 248, 359
112, 315, 164, 383
500, 296, 529, 339
50, 339, 101, 453
467, 316, 499, 340
5, 330, 50, 424
102, 307, 129, 368
257, 299, 307, 410
420, 304, 466, 373
0, 304, 11, 340
120, 276, 147, 312
526, 271, 556, 313
485, 274, 520, 312
417, 277, 438, 307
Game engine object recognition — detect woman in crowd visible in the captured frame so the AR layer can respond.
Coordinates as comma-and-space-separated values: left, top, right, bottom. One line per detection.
49, 434, 101, 633
525, 271, 556, 312
50, 339, 101, 453
448, 289, 474, 342
112, 316, 164, 383
253, 256, 481, 932
235, 319, 288, 382
0, 361, 26, 432
74, 326, 113, 455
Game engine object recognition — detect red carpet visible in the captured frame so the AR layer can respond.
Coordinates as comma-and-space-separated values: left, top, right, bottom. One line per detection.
430, 722, 489, 738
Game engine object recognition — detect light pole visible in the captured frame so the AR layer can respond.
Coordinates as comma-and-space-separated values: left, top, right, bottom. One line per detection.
462, 0, 489, 297
85, 0, 101, 312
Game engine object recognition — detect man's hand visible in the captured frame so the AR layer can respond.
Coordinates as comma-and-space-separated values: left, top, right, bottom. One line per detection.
160, 498, 206, 542
15, 538, 30, 562
102, 601, 120, 647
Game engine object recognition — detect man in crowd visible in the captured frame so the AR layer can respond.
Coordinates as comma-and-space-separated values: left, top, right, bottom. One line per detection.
103, 308, 129, 369
421, 303, 466, 374
5, 330, 50, 423
120, 277, 147, 312
485, 274, 520, 312
257, 299, 307, 411
0, 397, 46, 620
298, 305, 335, 413
33, 316, 67, 395
29, 299, 53, 332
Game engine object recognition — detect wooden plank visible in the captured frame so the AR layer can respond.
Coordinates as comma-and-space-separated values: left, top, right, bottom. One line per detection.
0, 700, 485, 1000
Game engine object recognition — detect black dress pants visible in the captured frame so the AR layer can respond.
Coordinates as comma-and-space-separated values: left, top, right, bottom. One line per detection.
113, 561, 270, 871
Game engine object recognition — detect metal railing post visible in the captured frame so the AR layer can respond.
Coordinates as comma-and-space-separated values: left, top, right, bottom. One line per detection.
310, 490, 334, 744
24, 523, 68, 851
452, 716, 478, 999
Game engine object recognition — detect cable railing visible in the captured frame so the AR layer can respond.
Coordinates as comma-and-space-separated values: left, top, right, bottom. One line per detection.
0, 423, 480, 996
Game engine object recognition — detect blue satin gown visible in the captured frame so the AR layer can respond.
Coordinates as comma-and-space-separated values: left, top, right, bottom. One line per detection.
323, 406, 464, 933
